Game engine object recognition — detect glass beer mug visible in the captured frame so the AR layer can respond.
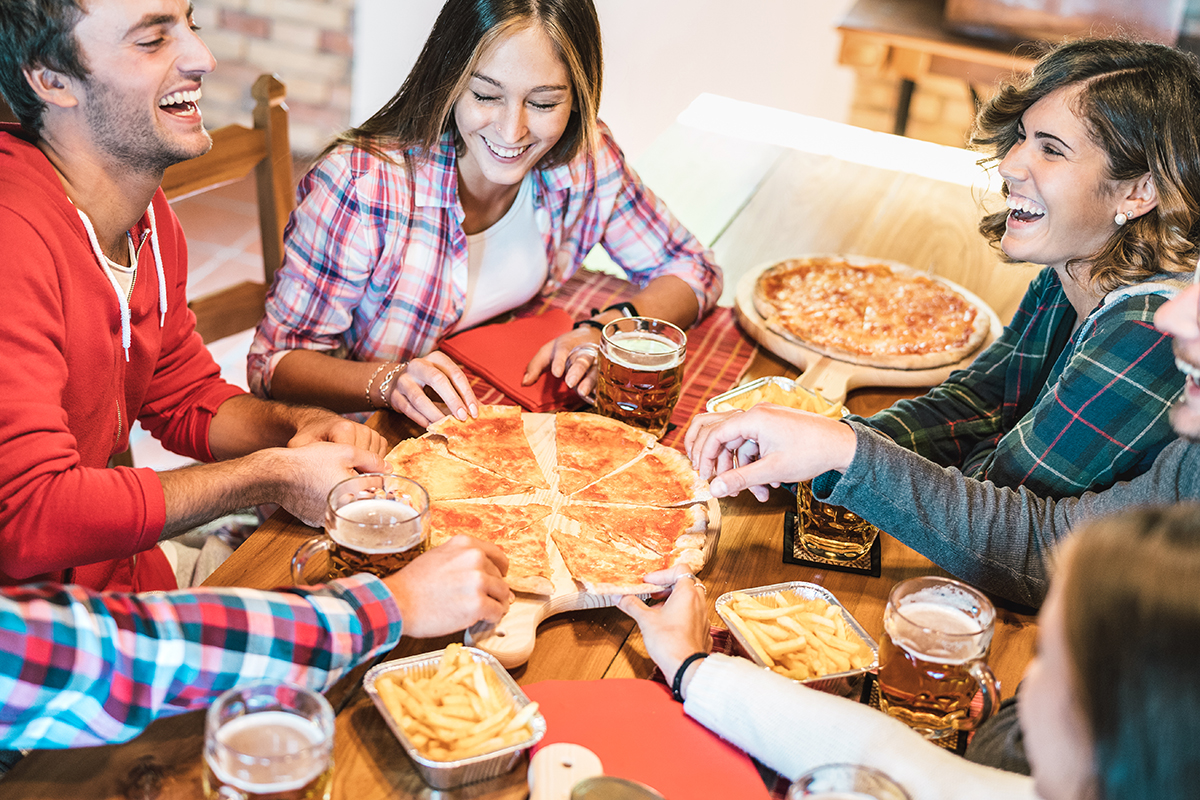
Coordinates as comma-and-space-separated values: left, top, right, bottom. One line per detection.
593, 316, 687, 439
877, 576, 1001, 741
203, 683, 335, 800
292, 474, 430, 583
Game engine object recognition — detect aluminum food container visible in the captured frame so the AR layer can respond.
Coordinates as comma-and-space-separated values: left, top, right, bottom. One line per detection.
705, 376, 843, 415
364, 647, 546, 789
715, 581, 878, 698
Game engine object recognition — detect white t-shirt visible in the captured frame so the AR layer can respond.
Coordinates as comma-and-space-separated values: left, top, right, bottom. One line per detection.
455, 174, 548, 331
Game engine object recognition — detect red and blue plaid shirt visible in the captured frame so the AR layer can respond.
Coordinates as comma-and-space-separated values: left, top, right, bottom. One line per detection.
0, 574, 401, 750
858, 268, 1187, 498
249, 122, 722, 397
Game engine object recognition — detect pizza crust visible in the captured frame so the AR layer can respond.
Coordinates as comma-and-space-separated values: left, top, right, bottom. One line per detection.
753, 255, 990, 370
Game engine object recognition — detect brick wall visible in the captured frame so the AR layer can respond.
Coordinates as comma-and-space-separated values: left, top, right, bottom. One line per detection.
195, 0, 355, 155
848, 0, 1200, 149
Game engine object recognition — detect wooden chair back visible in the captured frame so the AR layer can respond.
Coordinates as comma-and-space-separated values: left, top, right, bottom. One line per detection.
162, 73, 295, 343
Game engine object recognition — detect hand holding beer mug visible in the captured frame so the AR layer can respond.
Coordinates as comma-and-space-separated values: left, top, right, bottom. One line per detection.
203, 683, 335, 800
291, 474, 429, 583
594, 317, 687, 438
878, 576, 1000, 741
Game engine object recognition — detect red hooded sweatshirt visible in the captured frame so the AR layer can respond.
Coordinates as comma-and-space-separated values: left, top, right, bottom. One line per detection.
0, 124, 245, 591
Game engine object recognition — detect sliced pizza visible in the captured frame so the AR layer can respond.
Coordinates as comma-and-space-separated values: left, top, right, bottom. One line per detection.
429, 502, 555, 595
384, 436, 531, 501
555, 412, 656, 495
570, 444, 712, 507
558, 502, 708, 558
549, 526, 670, 595
429, 501, 553, 547
429, 405, 550, 489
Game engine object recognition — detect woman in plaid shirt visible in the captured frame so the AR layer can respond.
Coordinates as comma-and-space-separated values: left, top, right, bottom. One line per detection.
853, 39, 1200, 498
249, 0, 721, 428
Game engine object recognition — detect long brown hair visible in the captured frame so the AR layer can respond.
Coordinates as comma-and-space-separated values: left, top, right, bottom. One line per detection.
972, 39, 1200, 293
327, 0, 602, 167
1059, 504, 1200, 800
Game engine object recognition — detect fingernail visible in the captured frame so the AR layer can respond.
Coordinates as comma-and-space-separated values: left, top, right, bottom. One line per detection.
469, 404, 478, 416
710, 477, 728, 496
457, 409, 468, 421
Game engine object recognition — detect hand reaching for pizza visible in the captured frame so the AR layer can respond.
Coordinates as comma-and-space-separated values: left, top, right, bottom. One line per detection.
684, 406, 859, 501
386, 351, 480, 428
618, 567, 712, 700
522, 326, 601, 397
383, 534, 514, 638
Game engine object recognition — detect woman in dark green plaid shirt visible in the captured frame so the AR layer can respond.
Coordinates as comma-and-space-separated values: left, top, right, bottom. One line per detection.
854, 39, 1200, 498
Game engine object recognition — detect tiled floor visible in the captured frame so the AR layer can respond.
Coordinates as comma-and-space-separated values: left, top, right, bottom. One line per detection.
128, 172, 275, 470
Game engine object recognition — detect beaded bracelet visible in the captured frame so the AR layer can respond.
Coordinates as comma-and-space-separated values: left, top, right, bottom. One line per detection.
364, 362, 391, 408
376, 362, 407, 409
672, 652, 709, 702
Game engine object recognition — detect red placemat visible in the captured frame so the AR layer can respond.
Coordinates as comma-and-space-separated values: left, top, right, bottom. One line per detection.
452, 270, 758, 449
525, 678, 772, 800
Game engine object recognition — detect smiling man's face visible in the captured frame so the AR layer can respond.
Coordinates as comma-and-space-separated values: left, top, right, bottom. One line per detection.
67, 0, 215, 173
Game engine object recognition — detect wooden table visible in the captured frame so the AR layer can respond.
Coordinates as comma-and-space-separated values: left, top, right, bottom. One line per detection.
836, 0, 1039, 136
0, 100, 1039, 799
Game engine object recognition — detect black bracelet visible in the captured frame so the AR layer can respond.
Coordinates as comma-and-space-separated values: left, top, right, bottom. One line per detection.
573, 318, 605, 331
589, 301, 640, 318
672, 652, 709, 702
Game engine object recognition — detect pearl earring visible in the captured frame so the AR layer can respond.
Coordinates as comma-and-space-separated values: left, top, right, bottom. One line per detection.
1115, 212, 1129, 226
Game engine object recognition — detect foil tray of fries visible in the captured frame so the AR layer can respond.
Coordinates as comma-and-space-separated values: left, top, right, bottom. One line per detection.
364, 645, 546, 789
705, 376, 846, 416
715, 581, 878, 697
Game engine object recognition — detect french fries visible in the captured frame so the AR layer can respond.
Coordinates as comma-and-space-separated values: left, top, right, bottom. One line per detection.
713, 381, 844, 417
723, 590, 873, 681
375, 644, 539, 762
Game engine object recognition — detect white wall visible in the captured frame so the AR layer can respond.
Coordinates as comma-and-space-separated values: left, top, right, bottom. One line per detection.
352, 0, 858, 161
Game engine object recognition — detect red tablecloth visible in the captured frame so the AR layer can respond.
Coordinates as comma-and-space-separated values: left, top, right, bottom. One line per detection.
445, 270, 758, 449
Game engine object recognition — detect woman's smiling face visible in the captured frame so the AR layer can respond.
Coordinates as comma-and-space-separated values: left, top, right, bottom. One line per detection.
997, 85, 1126, 273
453, 23, 573, 198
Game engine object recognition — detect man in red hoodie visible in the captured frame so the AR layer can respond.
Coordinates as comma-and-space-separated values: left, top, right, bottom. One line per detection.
0, 0, 397, 592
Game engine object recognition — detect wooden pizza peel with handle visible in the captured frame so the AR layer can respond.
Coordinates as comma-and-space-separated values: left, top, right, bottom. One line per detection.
734, 257, 1004, 404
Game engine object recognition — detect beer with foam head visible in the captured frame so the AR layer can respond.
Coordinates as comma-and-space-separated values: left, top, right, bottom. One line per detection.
292, 475, 430, 584
594, 317, 686, 438
203, 685, 334, 800
877, 578, 1000, 741
326, 497, 425, 579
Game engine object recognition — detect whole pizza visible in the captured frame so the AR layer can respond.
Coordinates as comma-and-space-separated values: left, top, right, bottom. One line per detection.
385, 405, 714, 596
753, 255, 990, 370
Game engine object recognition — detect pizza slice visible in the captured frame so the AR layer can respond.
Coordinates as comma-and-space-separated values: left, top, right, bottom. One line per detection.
549, 526, 670, 595
429, 502, 555, 595
554, 412, 656, 495
429, 405, 550, 489
558, 502, 708, 558
429, 501, 553, 546
570, 444, 712, 507
384, 436, 531, 501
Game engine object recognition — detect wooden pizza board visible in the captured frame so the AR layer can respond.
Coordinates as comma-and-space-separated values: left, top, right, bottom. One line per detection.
460, 413, 721, 668
734, 257, 1004, 404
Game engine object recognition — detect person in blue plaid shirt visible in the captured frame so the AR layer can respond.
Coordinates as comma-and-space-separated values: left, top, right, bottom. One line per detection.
248, 0, 722, 428
846, 40, 1200, 499
0, 534, 512, 760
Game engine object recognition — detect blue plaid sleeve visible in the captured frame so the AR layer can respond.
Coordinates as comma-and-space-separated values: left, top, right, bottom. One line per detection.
971, 292, 1181, 495
0, 575, 401, 750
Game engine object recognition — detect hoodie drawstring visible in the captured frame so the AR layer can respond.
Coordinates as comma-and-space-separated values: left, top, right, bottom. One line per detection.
75, 203, 169, 361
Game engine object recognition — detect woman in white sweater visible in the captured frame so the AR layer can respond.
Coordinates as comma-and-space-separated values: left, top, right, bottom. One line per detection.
620, 505, 1200, 800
